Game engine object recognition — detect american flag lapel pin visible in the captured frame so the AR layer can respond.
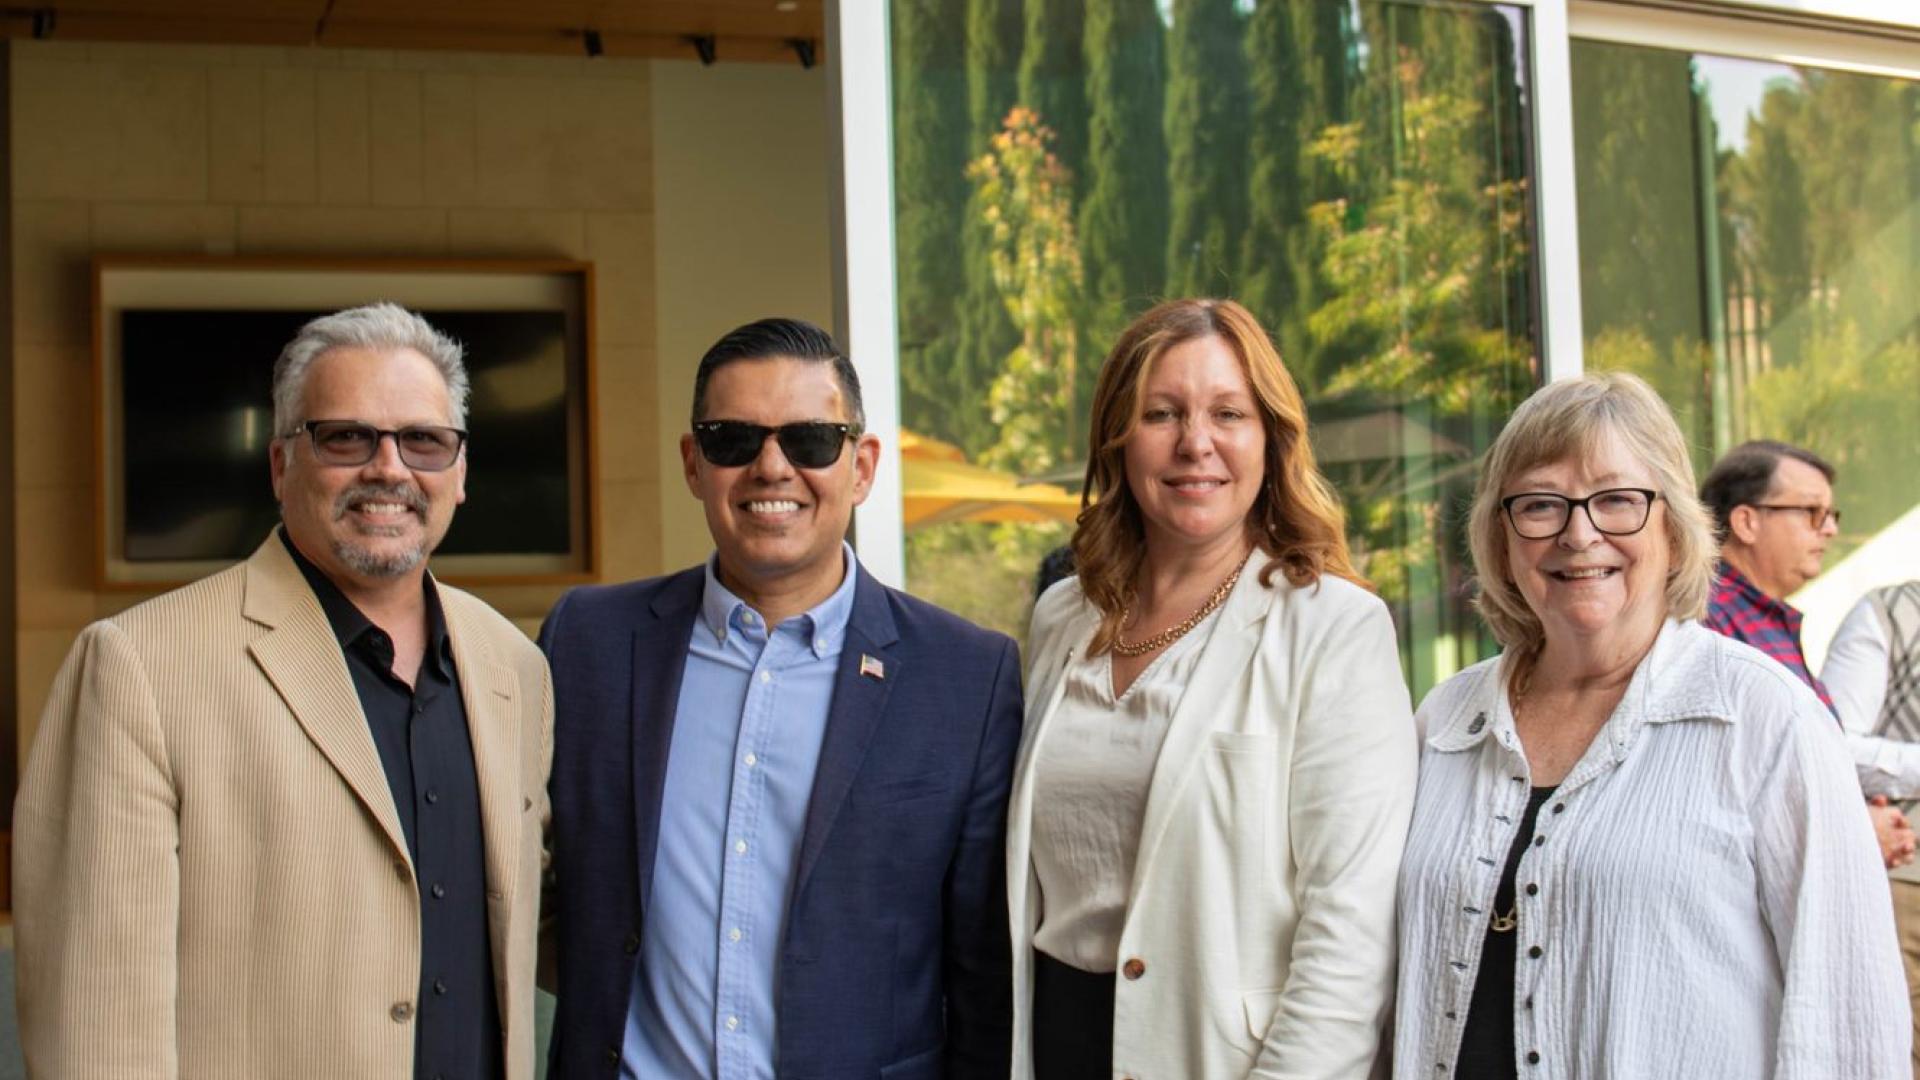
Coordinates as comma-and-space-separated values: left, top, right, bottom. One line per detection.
860, 653, 886, 681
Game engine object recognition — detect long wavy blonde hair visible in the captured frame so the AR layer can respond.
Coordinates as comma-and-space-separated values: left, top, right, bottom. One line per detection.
1073, 299, 1365, 655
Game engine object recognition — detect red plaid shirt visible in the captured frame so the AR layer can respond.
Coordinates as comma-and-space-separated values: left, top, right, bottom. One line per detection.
1704, 561, 1836, 715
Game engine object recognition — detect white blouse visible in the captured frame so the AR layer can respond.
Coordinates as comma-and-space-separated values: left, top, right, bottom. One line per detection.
1394, 619, 1908, 1079
1028, 608, 1218, 972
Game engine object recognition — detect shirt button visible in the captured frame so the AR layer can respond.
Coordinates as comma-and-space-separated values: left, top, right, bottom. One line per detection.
1122, 958, 1146, 980
431, 883, 446, 899
425, 788, 440, 805
1552, 802, 1565, 814
1527, 1051, 1541, 1065
413, 703, 424, 716
434, 978, 448, 995
1525, 883, 1538, 896
744, 753, 757, 767
729, 928, 743, 942
815, 638, 827, 651
390, 1001, 413, 1023
606, 1047, 621, 1064
1533, 835, 1545, 847
725, 1015, 740, 1031
735, 840, 748, 855
623, 932, 641, 955
759, 671, 772, 684
1528, 946, 1543, 959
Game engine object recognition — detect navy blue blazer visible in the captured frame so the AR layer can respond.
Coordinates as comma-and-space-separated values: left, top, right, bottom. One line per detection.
540, 563, 1021, 1080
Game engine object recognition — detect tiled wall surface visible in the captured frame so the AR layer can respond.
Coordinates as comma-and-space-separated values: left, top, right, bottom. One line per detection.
8, 41, 668, 755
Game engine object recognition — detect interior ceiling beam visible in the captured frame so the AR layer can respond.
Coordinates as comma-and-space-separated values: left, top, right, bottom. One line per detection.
0, 3, 824, 62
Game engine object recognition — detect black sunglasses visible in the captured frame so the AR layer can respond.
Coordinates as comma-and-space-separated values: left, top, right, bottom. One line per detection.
692, 420, 859, 469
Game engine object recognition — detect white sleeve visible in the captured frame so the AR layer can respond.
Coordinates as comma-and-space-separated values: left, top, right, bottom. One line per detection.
1820, 598, 1920, 797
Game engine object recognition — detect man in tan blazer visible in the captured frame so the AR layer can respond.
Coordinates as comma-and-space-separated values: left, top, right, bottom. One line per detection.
12, 303, 553, 1080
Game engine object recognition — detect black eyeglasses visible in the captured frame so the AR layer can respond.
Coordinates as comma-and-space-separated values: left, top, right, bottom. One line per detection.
290, 420, 468, 472
1752, 503, 1841, 530
692, 420, 859, 469
1501, 488, 1660, 540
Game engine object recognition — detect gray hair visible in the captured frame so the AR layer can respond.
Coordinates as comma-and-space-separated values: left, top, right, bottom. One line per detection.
271, 302, 469, 435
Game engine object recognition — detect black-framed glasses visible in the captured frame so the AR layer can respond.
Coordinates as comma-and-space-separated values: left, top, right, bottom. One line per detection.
692, 420, 859, 469
1500, 488, 1660, 540
290, 420, 468, 471
1752, 503, 1842, 530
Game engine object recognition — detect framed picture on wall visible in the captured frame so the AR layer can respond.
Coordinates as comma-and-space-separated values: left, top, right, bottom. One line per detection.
93, 254, 598, 590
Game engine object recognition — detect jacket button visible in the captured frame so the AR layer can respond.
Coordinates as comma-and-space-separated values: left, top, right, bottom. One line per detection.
1122, 958, 1146, 980
1467, 712, 1486, 734
624, 932, 642, 955
390, 1001, 414, 1023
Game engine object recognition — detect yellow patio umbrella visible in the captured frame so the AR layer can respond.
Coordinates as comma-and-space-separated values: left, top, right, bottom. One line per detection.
898, 429, 1084, 529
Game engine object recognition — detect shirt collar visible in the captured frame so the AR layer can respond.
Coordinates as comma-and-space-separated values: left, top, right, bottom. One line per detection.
1427, 619, 1736, 755
279, 527, 453, 673
1716, 560, 1802, 623
699, 542, 860, 659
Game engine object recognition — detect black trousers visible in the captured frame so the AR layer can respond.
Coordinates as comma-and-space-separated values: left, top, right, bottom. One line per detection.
1032, 950, 1116, 1080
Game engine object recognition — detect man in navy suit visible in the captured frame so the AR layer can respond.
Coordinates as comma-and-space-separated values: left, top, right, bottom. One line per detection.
542, 317, 1021, 1079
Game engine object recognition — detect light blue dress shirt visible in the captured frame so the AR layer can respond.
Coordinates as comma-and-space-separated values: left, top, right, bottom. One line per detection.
622, 547, 858, 1080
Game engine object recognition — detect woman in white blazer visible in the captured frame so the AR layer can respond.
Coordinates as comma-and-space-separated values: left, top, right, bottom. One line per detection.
1008, 299, 1418, 1079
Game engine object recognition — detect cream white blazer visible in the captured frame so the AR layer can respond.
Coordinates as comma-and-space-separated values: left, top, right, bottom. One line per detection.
1009, 554, 1418, 1079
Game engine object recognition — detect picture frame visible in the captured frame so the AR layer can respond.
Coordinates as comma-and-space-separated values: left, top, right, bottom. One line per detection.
93, 254, 599, 590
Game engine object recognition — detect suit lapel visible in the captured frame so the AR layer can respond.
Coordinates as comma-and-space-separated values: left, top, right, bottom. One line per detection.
793, 568, 900, 900
242, 539, 411, 865
633, 570, 704, 914
1126, 555, 1275, 910
444, 596, 520, 904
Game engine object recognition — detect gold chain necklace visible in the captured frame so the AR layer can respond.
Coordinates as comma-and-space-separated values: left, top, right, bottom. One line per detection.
1491, 685, 1525, 934
1112, 561, 1244, 658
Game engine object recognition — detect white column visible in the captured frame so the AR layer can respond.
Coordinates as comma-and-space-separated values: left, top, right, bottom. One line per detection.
826, 0, 907, 587
1526, 0, 1588, 382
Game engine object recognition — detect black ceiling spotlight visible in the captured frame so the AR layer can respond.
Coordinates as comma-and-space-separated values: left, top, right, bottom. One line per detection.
786, 37, 816, 70
686, 34, 717, 66
583, 28, 604, 58
31, 7, 54, 38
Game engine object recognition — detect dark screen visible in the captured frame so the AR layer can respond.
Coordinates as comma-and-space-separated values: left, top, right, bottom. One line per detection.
120, 308, 576, 561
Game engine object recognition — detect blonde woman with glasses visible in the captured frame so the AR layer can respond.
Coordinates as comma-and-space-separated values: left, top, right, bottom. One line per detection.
1008, 299, 1417, 1078
1393, 372, 1906, 1078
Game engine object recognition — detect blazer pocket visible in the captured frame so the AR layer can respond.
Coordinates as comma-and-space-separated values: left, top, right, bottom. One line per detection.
1210, 731, 1275, 756
1242, 987, 1284, 1041
850, 773, 947, 809
878, 1043, 942, 1080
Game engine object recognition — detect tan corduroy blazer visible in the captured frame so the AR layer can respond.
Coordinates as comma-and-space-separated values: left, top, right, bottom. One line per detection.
12, 536, 554, 1080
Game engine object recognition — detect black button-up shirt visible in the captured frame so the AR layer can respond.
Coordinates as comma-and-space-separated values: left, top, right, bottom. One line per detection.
281, 531, 501, 1080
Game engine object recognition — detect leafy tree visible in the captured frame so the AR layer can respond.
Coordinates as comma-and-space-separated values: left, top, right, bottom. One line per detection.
1239, 0, 1306, 358
968, 107, 1087, 477
1164, 0, 1249, 298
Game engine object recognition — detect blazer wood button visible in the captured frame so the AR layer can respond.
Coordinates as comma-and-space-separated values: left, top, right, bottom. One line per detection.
390, 1001, 413, 1023
1122, 958, 1146, 980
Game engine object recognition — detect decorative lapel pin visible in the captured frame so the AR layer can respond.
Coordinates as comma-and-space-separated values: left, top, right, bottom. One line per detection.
859, 654, 886, 681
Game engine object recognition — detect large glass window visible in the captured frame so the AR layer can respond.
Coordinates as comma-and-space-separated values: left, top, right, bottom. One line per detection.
889, 0, 1539, 698
1572, 40, 1920, 659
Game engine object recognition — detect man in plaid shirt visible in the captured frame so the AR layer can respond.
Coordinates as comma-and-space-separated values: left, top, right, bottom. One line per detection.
1702, 439, 1914, 868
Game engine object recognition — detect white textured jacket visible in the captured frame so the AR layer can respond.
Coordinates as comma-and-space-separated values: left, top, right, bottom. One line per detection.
1010, 555, 1418, 1079
1393, 619, 1908, 1079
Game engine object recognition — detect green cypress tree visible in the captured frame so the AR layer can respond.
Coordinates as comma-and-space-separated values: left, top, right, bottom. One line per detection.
892, 0, 972, 447
1164, 0, 1250, 299
1079, 0, 1168, 351
952, 0, 1026, 459
1239, 0, 1306, 350
1018, 0, 1090, 197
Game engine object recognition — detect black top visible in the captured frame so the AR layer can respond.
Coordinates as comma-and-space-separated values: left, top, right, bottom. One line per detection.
281, 530, 502, 1080
1456, 785, 1558, 1079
